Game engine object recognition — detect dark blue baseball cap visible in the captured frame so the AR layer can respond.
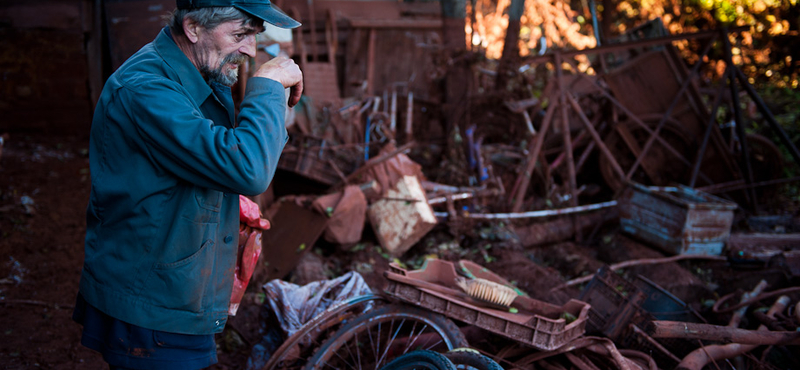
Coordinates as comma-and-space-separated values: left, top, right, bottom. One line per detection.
176, 0, 301, 29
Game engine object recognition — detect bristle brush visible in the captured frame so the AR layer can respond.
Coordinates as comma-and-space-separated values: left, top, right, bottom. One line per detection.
455, 277, 518, 308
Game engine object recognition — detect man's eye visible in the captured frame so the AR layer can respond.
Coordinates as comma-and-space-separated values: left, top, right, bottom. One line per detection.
234, 34, 245, 41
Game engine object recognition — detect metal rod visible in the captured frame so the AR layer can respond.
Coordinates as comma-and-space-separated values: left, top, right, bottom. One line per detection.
588, 0, 601, 46
576, 141, 596, 172
550, 129, 588, 170
629, 324, 682, 363
390, 88, 398, 133
723, 30, 757, 210
566, 94, 626, 179
575, 73, 713, 186
690, 67, 729, 187
734, 67, 800, 166
405, 92, 414, 143
510, 99, 558, 212
461, 200, 617, 219
556, 51, 580, 241
626, 34, 717, 180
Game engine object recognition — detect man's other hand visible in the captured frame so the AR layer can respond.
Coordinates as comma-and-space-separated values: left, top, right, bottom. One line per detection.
253, 56, 303, 107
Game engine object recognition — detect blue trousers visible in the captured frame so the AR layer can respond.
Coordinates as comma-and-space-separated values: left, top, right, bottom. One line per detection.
73, 294, 217, 370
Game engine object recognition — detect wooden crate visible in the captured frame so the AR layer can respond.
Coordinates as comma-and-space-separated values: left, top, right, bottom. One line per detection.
618, 182, 737, 255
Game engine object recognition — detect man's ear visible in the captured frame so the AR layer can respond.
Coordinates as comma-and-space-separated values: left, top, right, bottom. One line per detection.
183, 18, 201, 44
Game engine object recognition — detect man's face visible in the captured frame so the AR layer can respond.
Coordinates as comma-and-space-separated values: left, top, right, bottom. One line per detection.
193, 20, 263, 86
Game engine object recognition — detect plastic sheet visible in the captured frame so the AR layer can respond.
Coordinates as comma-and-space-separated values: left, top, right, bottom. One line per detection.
246, 272, 373, 370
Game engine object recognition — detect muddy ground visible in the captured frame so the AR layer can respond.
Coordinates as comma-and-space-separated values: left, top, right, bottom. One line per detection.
1, 133, 798, 369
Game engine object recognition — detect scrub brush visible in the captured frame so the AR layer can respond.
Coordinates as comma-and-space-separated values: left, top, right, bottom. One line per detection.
455, 276, 518, 308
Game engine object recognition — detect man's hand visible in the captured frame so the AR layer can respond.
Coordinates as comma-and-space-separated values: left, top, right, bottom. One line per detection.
253, 56, 303, 107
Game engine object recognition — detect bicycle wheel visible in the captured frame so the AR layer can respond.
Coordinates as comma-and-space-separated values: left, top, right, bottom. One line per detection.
262, 294, 384, 370
444, 349, 504, 370
379, 350, 457, 370
303, 304, 468, 370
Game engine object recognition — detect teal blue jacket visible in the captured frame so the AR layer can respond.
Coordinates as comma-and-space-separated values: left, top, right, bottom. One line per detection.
78, 27, 287, 335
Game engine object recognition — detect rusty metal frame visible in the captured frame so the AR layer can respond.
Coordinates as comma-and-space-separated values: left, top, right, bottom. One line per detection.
623, 34, 717, 182
507, 25, 794, 218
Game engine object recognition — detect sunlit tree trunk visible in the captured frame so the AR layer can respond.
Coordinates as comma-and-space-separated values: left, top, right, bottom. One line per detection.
600, 0, 616, 42
441, 0, 469, 136
496, 0, 525, 90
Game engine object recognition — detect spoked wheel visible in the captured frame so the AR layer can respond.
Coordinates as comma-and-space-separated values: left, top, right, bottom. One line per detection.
261, 295, 384, 370
303, 304, 468, 370
444, 349, 504, 370
600, 117, 696, 191
379, 350, 457, 370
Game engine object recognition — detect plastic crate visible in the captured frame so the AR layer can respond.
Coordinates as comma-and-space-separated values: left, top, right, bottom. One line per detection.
384, 259, 589, 351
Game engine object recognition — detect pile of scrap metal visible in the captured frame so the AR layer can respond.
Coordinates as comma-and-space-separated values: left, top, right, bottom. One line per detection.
247, 15, 800, 281
240, 10, 800, 370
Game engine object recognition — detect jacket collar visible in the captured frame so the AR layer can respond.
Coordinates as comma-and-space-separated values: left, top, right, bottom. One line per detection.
153, 27, 213, 107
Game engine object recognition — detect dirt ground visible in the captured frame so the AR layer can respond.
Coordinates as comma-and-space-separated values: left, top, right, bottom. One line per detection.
0, 134, 105, 369
2, 133, 799, 370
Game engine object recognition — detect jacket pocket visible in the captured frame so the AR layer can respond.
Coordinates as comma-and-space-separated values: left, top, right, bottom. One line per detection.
191, 187, 222, 224
195, 187, 222, 212
144, 239, 215, 313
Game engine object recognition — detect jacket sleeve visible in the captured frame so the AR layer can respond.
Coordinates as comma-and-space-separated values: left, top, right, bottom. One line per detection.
117, 76, 288, 195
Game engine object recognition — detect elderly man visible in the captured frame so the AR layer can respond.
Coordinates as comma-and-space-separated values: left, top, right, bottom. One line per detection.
72, 1, 301, 369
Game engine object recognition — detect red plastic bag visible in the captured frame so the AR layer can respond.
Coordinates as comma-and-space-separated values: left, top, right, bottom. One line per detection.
230, 195, 271, 315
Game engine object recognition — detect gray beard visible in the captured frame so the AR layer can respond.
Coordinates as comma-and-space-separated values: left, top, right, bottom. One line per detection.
201, 53, 247, 86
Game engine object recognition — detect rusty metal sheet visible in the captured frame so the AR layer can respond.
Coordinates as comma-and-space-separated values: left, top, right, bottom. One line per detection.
255, 199, 328, 284
618, 183, 737, 255
311, 185, 367, 246
603, 48, 740, 188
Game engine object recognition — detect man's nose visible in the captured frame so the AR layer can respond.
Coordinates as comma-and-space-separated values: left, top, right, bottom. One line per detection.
240, 34, 257, 58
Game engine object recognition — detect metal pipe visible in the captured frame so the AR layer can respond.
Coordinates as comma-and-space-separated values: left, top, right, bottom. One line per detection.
566, 94, 626, 179
556, 51, 581, 241
461, 200, 617, 219
723, 29, 757, 210
676, 296, 793, 370
509, 99, 558, 211
588, 0, 601, 46
405, 92, 414, 143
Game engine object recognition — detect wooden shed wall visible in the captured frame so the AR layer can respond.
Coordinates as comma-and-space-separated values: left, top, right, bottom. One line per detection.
0, 0, 445, 134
